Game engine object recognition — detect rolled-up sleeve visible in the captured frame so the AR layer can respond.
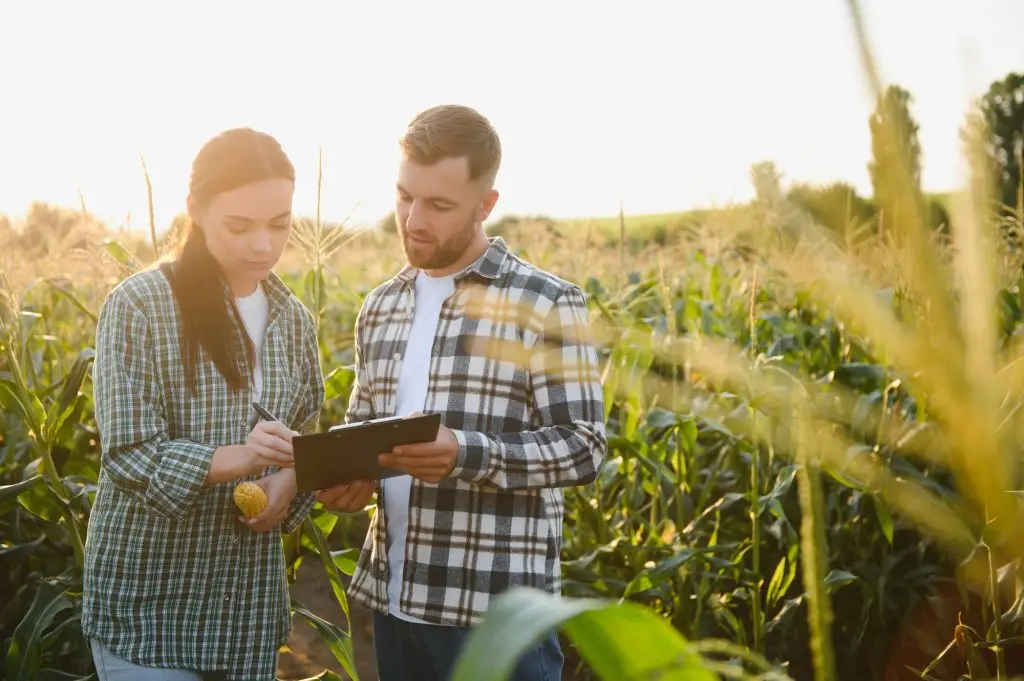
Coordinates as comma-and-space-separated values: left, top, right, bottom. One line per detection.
92, 287, 215, 519
447, 284, 607, 489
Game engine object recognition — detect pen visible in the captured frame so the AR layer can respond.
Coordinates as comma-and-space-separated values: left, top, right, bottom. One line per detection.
251, 401, 278, 422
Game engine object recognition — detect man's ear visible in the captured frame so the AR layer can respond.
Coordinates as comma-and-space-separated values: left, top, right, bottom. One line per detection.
476, 188, 500, 223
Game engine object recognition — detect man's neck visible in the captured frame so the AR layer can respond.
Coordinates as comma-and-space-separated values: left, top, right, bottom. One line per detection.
423, 231, 490, 278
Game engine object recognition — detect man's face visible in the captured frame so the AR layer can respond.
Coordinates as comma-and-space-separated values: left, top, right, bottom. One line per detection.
395, 155, 497, 273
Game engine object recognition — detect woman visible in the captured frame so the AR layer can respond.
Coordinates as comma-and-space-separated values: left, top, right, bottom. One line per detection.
82, 128, 326, 681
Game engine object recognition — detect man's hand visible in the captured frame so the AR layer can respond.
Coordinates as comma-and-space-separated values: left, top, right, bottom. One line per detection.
242, 468, 298, 532
317, 480, 376, 512
378, 416, 458, 484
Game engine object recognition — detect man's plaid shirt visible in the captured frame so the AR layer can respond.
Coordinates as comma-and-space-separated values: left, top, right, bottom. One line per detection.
81, 267, 325, 681
345, 237, 607, 626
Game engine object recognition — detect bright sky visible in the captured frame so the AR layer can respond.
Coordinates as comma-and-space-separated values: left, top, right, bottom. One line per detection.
1, 1, 1021, 232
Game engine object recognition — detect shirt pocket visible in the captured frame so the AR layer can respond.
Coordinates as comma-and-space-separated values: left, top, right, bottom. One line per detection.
446, 323, 531, 428
283, 373, 313, 430
260, 327, 314, 429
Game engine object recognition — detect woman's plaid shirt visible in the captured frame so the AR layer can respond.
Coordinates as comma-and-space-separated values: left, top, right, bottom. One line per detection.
81, 268, 325, 681
345, 237, 607, 626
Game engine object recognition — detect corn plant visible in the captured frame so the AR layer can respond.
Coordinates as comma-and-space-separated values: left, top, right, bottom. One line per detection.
450, 3, 1024, 680
3, 3, 1024, 679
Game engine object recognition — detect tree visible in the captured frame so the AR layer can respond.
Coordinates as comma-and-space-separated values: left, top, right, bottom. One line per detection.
787, 181, 876, 244
750, 161, 785, 206
961, 72, 1024, 212
868, 84, 924, 233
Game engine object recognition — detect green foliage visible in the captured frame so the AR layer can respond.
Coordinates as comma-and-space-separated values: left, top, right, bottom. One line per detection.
450, 588, 733, 681
0, 280, 100, 678
489, 211, 712, 252
786, 182, 876, 244
2, 37, 1024, 680
6, 186, 1024, 679
555, 255, 969, 681
961, 71, 1024, 213
0, 225, 936, 681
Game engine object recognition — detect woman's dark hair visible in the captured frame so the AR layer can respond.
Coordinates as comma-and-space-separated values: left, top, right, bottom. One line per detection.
162, 128, 295, 394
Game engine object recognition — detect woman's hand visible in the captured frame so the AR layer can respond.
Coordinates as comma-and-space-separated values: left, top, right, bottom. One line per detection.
245, 421, 297, 472
242, 468, 298, 532
205, 421, 298, 487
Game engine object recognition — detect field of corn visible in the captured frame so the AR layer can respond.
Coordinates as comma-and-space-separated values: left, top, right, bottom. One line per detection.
3, 179, 1024, 681
4, 15, 1024, 681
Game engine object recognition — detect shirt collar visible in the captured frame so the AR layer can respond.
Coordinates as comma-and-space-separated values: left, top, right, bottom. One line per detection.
218, 270, 294, 321
395, 236, 510, 285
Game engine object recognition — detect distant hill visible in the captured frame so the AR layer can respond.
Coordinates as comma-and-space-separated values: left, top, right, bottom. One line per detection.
522, 189, 961, 244
486, 208, 716, 249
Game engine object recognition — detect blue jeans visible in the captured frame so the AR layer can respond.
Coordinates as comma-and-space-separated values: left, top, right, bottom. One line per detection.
90, 639, 205, 681
372, 611, 564, 681
89, 640, 232, 681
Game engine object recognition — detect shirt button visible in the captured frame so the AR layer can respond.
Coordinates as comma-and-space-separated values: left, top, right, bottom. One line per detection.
224, 595, 231, 602
393, 352, 401, 360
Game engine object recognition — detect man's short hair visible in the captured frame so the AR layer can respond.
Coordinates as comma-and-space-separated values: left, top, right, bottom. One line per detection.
399, 104, 502, 186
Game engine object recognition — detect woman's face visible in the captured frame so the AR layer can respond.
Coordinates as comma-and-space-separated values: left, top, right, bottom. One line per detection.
189, 178, 294, 296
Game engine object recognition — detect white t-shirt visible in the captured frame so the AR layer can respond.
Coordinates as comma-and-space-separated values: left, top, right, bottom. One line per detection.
384, 270, 455, 622
235, 283, 269, 417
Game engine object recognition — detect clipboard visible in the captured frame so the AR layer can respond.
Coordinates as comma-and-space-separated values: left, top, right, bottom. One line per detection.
292, 413, 442, 493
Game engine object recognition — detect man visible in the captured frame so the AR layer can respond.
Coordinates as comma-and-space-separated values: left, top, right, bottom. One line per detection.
317, 104, 607, 681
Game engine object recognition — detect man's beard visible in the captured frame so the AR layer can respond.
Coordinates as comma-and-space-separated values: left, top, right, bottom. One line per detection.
400, 215, 476, 271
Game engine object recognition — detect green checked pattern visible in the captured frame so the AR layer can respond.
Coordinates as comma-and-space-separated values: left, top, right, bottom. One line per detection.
81, 267, 324, 681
